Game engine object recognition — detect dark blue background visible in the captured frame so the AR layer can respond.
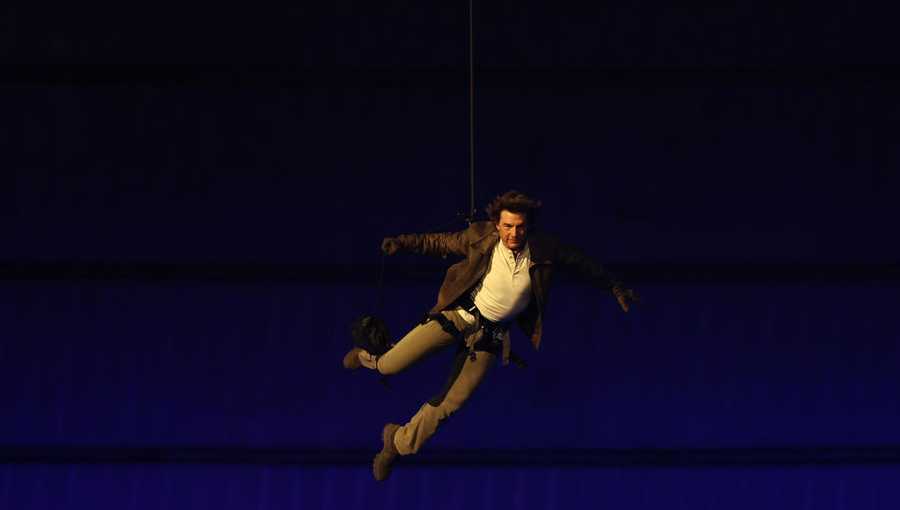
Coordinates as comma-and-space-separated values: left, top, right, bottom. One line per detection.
2, 3, 899, 508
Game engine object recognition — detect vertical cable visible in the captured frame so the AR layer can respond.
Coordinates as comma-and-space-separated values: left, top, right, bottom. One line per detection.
375, 251, 386, 314
467, 0, 476, 223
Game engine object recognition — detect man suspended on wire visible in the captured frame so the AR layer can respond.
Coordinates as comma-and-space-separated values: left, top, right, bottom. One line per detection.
343, 190, 638, 481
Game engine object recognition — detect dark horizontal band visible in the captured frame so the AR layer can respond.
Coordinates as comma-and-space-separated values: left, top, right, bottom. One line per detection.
3, 65, 900, 87
3, 445, 900, 467
0, 261, 896, 284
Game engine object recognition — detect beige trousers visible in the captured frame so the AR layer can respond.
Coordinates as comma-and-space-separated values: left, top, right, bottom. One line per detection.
376, 308, 495, 455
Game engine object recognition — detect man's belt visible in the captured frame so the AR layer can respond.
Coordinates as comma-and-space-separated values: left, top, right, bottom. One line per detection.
452, 295, 526, 368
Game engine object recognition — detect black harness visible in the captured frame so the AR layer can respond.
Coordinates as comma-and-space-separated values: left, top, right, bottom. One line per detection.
423, 294, 526, 367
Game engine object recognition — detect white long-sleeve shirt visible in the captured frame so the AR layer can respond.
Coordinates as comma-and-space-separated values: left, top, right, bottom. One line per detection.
459, 240, 532, 324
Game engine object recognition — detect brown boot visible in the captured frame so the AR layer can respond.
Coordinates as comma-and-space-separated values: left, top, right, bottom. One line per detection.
342, 347, 363, 369
372, 423, 401, 481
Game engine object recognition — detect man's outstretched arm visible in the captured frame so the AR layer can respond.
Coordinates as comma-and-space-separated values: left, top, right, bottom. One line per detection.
381, 230, 468, 258
556, 243, 639, 313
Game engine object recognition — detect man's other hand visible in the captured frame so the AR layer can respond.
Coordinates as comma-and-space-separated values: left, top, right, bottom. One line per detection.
613, 286, 639, 313
381, 237, 401, 255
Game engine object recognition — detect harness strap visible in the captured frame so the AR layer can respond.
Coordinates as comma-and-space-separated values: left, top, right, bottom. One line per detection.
425, 306, 526, 368
423, 312, 464, 340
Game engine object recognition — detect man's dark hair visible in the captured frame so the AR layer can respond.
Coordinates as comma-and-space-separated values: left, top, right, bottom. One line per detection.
485, 190, 542, 226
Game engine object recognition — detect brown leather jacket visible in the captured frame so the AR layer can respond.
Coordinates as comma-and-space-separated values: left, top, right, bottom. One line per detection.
394, 221, 621, 351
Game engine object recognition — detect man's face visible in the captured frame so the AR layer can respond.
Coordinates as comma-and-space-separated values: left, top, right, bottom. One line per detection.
496, 210, 528, 252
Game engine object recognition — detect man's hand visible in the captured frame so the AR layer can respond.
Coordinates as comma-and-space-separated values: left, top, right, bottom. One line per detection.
381, 237, 401, 256
613, 286, 639, 313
